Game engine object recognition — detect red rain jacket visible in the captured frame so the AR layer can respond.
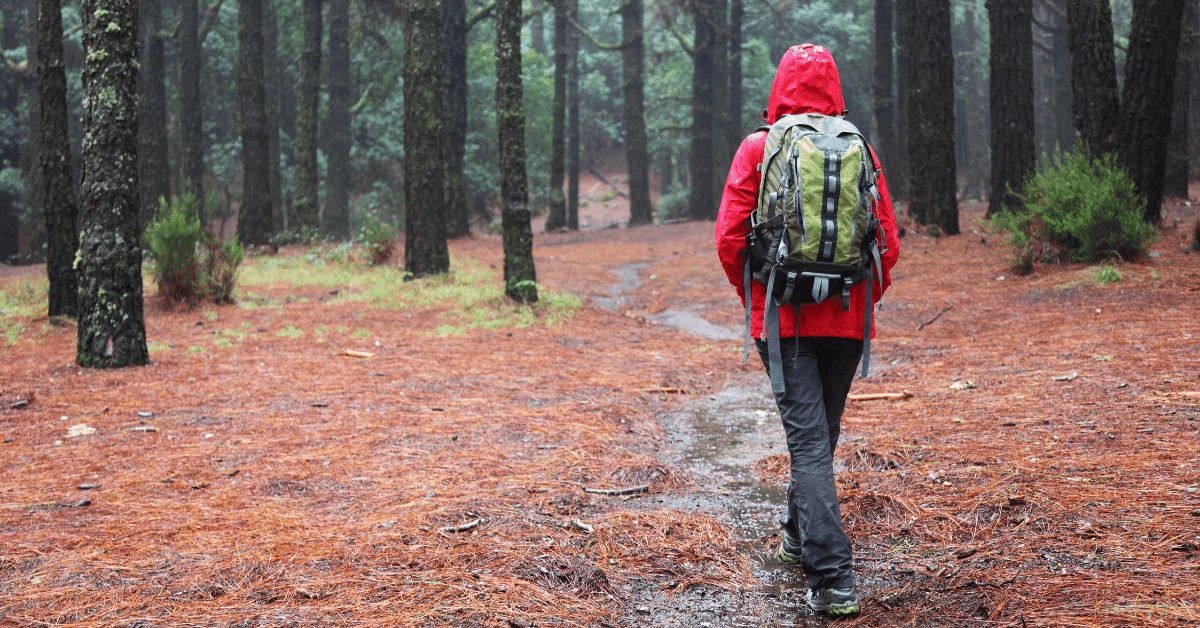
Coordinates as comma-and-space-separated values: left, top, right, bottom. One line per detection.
715, 44, 901, 340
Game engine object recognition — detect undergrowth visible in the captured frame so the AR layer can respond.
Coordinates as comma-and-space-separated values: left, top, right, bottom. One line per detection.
0, 278, 47, 344
145, 194, 244, 305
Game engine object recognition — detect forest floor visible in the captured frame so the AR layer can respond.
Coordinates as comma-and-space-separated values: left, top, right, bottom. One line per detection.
2, 190, 1199, 628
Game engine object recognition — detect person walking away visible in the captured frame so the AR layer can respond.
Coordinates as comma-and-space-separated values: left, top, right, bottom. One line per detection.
714, 43, 901, 616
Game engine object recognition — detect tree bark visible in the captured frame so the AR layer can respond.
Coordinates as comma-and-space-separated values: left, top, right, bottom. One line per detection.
710, 0, 729, 206
689, 0, 716, 220
1116, 0, 1186, 223
566, 0, 580, 230
179, 0, 205, 221
872, 0, 899, 193
403, 0, 450, 277
906, 0, 958, 233
325, 0, 352, 239
292, 0, 323, 233
237, 0, 272, 245
495, 0, 537, 302
77, 0, 148, 368
38, 0, 78, 317
1165, 0, 1194, 198
892, 0, 910, 200
138, 0, 168, 228
1066, 0, 1119, 154
544, 0, 568, 231
264, 0, 284, 231
443, 0, 471, 237
621, 0, 653, 226
987, 0, 1036, 216
728, 0, 743, 152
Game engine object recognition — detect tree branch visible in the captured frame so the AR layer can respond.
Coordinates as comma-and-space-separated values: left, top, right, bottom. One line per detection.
567, 15, 623, 50
467, 3, 496, 31
198, 0, 226, 43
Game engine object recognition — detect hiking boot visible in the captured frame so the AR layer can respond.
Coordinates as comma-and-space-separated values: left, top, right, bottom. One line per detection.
777, 526, 803, 565
806, 587, 860, 616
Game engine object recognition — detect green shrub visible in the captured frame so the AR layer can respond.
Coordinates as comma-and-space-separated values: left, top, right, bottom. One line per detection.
356, 213, 397, 266
201, 235, 244, 303
1013, 144, 1156, 263
145, 193, 243, 306
1096, 264, 1122, 284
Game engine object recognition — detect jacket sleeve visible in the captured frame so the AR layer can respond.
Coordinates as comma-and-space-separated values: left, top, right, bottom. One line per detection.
715, 131, 767, 299
869, 148, 900, 298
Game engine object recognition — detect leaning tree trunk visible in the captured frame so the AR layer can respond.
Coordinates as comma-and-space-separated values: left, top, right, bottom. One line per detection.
77, 0, 148, 368
179, 0, 205, 221
544, 0, 568, 231
872, 0, 899, 191
1164, 0, 1194, 199
621, 0, 653, 226
906, 0, 958, 233
987, 0, 1035, 216
292, 0, 322, 233
325, 0, 352, 239
689, 0, 715, 221
137, 0, 168, 227
1066, 0, 1119, 154
442, 0, 471, 237
403, 0, 450, 277
495, 0, 537, 302
566, 0, 581, 230
1116, 0, 1187, 224
38, 0, 78, 317
237, 0, 273, 245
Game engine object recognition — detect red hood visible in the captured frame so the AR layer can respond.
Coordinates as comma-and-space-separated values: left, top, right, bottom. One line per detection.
764, 44, 845, 123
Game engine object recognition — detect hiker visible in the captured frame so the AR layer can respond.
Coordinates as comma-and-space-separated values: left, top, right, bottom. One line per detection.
714, 43, 901, 616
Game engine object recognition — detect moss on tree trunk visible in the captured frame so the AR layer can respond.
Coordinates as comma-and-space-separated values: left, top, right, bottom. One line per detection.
495, 0, 537, 303
292, 0, 322, 233
403, 0, 450, 277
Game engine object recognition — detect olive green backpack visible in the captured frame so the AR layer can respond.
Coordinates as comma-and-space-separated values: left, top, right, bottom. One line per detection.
742, 113, 884, 392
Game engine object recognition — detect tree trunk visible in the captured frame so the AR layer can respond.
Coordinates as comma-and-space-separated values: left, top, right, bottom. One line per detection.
729, 0, 743, 149
39, 0, 78, 317
689, 0, 715, 220
906, 0, 958, 233
1066, 0, 1119, 154
179, 0, 205, 221
496, 0, 537, 302
264, 0, 284, 231
892, 0, 910, 200
530, 0, 546, 55
325, 0, 351, 239
987, 0, 1036, 216
292, 0, 323, 233
960, 4, 988, 202
138, 0, 168, 228
1116, 0, 1186, 223
566, 0, 581, 230
710, 0, 729, 206
1165, 0, 1194, 198
621, 0, 652, 226
544, 0, 568, 231
872, 0, 899, 191
77, 0, 148, 368
403, 0, 450, 277
1052, 18, 1074, 153
443, 0, 471, 237
237, 0, 272, 245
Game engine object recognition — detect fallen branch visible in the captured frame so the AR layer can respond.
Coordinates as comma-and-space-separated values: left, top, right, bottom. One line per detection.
587, 163, 629, 199
570, 518, 594, 533
438, 518, 482, 533
848, 391, 913, 402
631, 386, 688, 394
917, 305, 953, 330
584, 485, 648, 496
343, 350, 375, 358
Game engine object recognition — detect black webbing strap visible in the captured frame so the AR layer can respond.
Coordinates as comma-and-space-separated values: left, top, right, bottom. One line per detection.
860, 261, 874, 379
765, 271, 785, 395
742, 258, 752, 363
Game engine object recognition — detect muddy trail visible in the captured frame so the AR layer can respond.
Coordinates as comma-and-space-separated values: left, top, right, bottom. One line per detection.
2, 199, 1200, 628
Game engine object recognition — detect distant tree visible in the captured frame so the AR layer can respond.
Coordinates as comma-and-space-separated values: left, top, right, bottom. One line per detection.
906, 0, 958, 233
403, 0, 450, 276
1164, 0, 1194, 199
179, 0, 205, 220
709, 0, 729, 205
495, 0, 537, 302
237, 0, 272, 245
38, 0, 78, 317
292, 0, 322, 233
325, 0, 352, 239
1066, 0, 1119, 154
1116, 0, 1186, 223
138, 0, 169, 228
689, 0, 716, 221
987, 0, 1035, 216
621, 0, 653, 226
77, 0, 148, 368
728, 0, 744, 152
567, 0, 581, 230
872, 0, 899, 190
544, 0, 568, 231
892, 0, 911, 200
443, 0, 471, 237
264, 0, 285, 231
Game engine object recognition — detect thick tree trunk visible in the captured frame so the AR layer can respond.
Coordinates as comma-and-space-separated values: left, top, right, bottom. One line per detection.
403, 0, 450, 276
1116, 0, 1187, 223
443, 0, 471, 237
892, 0, 910, 200
325, 0, 352, 239
138, 0, 168, 227
987, 0, 1036, 216
566, 0, 580, 230
906, 0, 958, 233
77, 0, 148, 368
621, 0, 652, 226
872, 0, 899, 191
292, 0, 322, 233
1066, 0, 1119, 154
689, 0, 715, 220
264, 0, 284, 230
39, 0, 78, 317
1165, 0, 1194, 198
495, 0, 537, 302
237, 0, 272, 245
544, 0, 568, 231
179, 0, 205, 221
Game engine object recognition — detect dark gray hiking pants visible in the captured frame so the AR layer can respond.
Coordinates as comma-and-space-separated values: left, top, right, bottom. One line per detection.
756, 336, 861, 590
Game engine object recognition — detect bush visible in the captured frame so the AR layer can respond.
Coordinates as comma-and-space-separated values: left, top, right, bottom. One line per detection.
356, 213, 397, 266
145, 194, 243, 306
1011, 144, 1156, 264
